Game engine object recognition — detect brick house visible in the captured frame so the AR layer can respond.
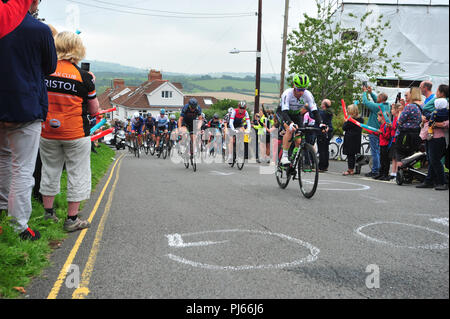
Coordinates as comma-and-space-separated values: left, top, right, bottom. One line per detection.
98, 70, 217, 121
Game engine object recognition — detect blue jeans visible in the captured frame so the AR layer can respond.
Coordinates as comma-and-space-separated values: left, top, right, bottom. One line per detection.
424, 138, 446, 186
369, 134, 380, 173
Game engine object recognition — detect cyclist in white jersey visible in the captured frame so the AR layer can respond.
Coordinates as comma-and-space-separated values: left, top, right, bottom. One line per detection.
278, 74, 327, 165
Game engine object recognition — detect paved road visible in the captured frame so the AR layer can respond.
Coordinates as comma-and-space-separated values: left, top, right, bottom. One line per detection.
27, 148, 449, 299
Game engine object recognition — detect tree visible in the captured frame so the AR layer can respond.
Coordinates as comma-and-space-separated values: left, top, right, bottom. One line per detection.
287, 1, 403, 113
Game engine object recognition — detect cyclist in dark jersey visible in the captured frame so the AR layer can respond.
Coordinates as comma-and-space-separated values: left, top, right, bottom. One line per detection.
178, 98, 203, 158
178, 98, 203, 133
144, 113, 155, 146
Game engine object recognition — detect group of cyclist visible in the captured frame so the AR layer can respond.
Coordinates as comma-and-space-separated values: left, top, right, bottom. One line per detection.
114, 73, 327, 163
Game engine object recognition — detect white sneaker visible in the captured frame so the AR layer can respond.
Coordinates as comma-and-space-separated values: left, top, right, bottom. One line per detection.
280, 156, 290, 165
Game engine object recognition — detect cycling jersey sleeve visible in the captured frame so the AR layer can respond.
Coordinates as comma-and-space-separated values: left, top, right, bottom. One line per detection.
180, 105, 187, 117
229, 109, 236, 130
280, 90, 290, 112
303, 91, 317, 112
245, 111, 251, 130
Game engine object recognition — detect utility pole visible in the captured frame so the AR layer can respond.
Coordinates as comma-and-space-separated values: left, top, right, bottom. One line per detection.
280, 0, 289, 97
255, 0, 262, 115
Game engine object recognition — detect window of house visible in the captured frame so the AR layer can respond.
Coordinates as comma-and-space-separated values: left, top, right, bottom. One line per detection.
161, 91, 173, 99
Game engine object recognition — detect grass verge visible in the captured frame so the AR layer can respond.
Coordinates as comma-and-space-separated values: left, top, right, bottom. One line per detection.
0, 143, 115, 298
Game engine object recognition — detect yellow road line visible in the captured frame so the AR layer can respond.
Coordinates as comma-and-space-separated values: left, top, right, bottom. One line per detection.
72, 158, 123, 299
47, 153, 125, 299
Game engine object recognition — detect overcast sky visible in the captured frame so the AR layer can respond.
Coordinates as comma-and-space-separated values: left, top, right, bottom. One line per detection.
38, 0, 319, 74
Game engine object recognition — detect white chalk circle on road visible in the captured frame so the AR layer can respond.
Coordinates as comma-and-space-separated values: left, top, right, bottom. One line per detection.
356, 222, 449, 249
315, 180, 371, 191
166, 229, 320, 270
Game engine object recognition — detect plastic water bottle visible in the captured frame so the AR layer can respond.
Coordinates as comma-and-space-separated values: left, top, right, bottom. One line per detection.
291, 147, 299, 160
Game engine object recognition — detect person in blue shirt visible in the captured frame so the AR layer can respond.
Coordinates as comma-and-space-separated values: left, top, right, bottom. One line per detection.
155, 109, 169, 153
0, 0, 57, 241
362, 85, 390, 178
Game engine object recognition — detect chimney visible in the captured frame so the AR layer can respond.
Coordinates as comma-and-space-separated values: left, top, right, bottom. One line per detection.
148, 69, 162, 82
113, 79, 125, 89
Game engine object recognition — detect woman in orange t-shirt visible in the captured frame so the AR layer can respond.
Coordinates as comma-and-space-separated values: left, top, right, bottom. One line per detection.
40, 31, 99, 232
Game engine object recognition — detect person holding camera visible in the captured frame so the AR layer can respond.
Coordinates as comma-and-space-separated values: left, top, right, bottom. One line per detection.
362, 85, 390, 178
39, 31, 99, 232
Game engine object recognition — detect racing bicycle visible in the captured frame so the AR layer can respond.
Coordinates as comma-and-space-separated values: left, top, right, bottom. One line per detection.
276, 127, 322, 198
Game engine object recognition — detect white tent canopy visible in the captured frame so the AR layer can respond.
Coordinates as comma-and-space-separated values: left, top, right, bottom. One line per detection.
332, 0, 449, 101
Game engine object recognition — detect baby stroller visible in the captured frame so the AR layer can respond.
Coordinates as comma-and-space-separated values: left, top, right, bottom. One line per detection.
396, 151, 427, 185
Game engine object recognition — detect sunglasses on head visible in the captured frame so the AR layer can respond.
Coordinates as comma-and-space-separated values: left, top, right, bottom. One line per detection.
294, 87, 305, 92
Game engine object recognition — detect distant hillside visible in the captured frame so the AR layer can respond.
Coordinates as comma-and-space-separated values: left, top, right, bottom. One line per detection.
82, 60, 280, 79
82, 60, 147, 74
90, 60, 286, 96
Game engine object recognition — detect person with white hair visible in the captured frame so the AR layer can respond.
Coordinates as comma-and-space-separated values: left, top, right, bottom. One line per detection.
39, 31, 99, 232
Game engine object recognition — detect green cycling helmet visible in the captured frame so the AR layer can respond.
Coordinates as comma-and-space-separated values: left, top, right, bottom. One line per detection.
293, 74, 310, 89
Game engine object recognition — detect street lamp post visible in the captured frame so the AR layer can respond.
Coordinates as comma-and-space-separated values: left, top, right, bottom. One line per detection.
230, 0, 262, 115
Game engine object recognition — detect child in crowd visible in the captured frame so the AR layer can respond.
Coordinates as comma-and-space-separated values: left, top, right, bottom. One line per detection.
389, 103, 402, 180
376, 111, 392, 180
303, 109, 316, 146
427, 98, 449, 140
342, 104, 364, 176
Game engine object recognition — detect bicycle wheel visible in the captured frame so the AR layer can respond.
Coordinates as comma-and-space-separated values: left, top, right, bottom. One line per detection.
162, 142, 168, 159
360, 142, 370, 155
133, 138, 137, 157
298, 143, 319, 199
136, 139, 140, 158
329, 142, 339, 160
191, 155, 196, 172
144, 136, 150, 155
276, 163, 291, 189
183, 148, 189, 168
149, 140, 155, 156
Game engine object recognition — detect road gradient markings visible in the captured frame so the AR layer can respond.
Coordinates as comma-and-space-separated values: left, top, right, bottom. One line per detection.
47, 153, 125, 299
72, 157, 123, 299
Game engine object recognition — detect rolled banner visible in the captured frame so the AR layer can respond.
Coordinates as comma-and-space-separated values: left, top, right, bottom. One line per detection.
91, 128, 114, 142
91, 107, 117, 117
347, 116, 380, 135
341, 99, 349, 119
378, 105, 392, 125
90, 118, 107, 135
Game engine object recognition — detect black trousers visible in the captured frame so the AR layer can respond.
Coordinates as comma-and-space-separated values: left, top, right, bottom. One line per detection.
317, 135, 330, 170
347, 154, 356, 170
380, 145, 390, 177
